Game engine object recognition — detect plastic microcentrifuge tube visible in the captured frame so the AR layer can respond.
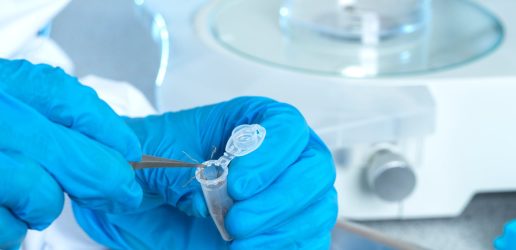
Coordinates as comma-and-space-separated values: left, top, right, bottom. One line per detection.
195, 124, 266, 241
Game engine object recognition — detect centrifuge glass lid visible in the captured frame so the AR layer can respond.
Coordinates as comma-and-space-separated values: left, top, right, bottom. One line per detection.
207, 0, 504, 78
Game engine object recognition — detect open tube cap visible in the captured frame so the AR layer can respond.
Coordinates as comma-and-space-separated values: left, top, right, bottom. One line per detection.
225, 124, 266, 157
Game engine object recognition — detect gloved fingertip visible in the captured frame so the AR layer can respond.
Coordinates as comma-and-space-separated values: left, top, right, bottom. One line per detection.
225, 209, 250, 239
494, 237, 505, 250
111, 179, 144, 212
495, 220, 516, 250
124, 180, 144, 209
228, 175, 257, 201
122, 137, 143, 162
27, 222, 51, 231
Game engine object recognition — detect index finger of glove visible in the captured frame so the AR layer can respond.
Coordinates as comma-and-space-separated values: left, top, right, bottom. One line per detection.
0, 91, 142, 212
0, 59, 141, 161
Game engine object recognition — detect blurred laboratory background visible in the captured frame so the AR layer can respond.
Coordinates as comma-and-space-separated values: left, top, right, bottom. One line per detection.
49, 0, 516, 249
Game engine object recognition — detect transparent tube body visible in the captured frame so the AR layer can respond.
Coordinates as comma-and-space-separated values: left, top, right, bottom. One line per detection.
195, 124, 266, 241
195, 160, 233, 241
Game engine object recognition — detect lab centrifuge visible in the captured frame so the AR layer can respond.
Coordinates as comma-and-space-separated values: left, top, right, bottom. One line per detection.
145, 0, 516, 220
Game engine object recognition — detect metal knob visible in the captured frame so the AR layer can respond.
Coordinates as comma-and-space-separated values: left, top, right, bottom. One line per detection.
366, 149, 416, 202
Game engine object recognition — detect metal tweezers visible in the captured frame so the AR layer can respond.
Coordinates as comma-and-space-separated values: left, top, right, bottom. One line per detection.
130, 155, 204, 170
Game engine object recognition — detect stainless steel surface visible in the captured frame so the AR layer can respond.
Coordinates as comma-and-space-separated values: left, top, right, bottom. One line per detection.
130, 155, 204, 169
366, 149, 416, 202
359, 192, 516, 250
50, 0, 169, 105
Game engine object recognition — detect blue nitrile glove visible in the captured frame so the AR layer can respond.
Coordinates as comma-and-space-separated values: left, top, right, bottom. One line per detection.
0, 59, 143, 249
495, 220, 516, 249
73, 96, 338, 249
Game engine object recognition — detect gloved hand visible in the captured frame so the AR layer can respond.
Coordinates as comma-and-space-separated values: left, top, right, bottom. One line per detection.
73, 97, 338, 249
0, 59, 143, 249
495, 220, 516, 249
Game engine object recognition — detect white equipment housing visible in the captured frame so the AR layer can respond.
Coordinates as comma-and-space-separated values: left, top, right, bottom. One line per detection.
151, 0, 516, 220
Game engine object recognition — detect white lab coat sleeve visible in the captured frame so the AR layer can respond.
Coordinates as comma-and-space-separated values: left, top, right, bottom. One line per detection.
0, 0, 70, 58
80, 75, 158, 116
